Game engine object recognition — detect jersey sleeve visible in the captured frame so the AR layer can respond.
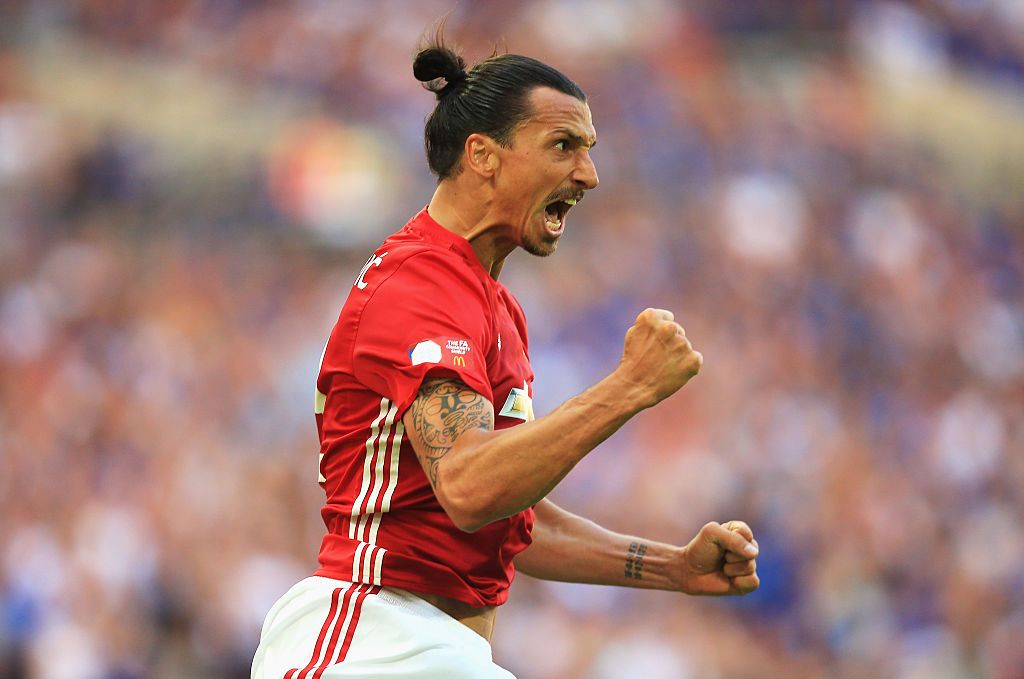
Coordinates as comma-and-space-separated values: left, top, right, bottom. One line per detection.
352, 251, 494, 416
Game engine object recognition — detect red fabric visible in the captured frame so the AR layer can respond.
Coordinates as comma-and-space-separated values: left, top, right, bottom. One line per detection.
288, 586, 342, 679
313, 208, 536, 607
330, 585, 379, 669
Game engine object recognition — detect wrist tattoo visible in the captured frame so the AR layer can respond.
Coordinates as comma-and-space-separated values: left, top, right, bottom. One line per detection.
625, 541, 648, 580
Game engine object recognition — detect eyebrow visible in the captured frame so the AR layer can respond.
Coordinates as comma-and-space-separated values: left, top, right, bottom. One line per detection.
553, 129, 597, 149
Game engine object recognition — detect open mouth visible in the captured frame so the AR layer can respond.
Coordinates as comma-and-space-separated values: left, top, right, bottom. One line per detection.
543, 196, 579, 232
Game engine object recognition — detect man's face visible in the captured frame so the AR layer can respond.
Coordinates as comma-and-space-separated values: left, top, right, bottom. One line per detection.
492, 87, 599, 257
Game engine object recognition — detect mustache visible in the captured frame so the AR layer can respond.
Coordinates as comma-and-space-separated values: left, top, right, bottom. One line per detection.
546, 189, 585, 204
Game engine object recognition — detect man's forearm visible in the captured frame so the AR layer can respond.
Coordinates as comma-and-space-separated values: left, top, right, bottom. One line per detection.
514, 499, 684, 591
418, 372, 650, 531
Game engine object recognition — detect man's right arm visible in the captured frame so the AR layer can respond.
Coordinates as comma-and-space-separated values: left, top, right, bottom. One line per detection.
402, 308, 702, 532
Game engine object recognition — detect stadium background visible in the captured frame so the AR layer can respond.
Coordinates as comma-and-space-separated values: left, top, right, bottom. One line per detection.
2, 1, 1023, 677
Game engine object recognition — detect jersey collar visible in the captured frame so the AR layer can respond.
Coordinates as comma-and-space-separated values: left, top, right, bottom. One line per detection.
409, 207, 490, 277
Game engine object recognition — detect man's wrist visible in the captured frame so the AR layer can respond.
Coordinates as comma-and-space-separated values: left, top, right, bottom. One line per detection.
602, 368, 656, 412
619, 540, 688, 592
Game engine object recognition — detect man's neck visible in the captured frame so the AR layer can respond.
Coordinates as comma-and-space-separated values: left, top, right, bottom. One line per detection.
428, 182, 514, 280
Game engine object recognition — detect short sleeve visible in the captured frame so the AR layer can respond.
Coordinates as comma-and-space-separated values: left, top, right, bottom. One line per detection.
352, 251, 494, 416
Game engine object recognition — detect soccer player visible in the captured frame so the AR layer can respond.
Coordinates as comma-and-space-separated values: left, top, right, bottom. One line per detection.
252, 37, 759, 679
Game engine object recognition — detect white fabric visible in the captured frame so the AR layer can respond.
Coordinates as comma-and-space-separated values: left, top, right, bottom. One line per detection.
252, 576, 516, 678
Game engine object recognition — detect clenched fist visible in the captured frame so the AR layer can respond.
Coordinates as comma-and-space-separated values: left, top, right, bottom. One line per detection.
672, 520, 760, 597
617, 308, 703, 408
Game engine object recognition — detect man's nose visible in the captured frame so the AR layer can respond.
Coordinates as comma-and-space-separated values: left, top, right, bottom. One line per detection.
574, 151, 599, 190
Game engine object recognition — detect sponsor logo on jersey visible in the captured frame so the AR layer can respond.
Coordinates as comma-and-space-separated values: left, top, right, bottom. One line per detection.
499, 381, 534, 421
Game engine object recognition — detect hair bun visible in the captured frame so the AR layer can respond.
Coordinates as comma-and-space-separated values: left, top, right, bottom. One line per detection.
413, 46, 468, 99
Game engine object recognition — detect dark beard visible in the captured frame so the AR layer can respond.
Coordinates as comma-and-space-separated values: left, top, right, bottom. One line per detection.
522, 234, 558, 257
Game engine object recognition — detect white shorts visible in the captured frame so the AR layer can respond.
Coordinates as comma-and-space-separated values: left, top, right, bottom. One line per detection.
251, 576, 516, 678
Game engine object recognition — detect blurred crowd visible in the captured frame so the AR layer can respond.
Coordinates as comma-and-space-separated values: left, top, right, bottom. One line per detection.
2, 1, 1023, 678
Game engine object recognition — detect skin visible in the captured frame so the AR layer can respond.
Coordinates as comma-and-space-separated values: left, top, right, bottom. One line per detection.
427, 86, 599, 277
403, 86, 759, 640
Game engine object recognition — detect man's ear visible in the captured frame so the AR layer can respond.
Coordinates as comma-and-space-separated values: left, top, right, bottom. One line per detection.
464, 133, 499, 178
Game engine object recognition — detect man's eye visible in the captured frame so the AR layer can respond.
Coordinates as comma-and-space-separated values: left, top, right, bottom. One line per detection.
554, 140, 567, 151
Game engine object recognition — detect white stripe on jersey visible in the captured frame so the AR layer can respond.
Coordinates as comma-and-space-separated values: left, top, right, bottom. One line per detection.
348, 397, 405, 584
369, 420, 404, 545
349, 398, 390, 539
354, 402, 399, 542
371, 545, 388, 585
351, 542, 367, 584
361, 545, 377, 585
364, 417, 403, 585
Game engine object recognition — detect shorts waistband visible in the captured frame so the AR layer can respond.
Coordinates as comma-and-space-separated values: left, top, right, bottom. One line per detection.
307, 577, 493, 652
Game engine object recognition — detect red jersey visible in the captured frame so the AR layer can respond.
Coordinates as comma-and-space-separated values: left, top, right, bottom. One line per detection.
313, 208, 536, 607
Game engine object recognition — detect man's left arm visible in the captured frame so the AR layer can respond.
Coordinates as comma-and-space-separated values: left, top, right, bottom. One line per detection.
515, 499, 760, 596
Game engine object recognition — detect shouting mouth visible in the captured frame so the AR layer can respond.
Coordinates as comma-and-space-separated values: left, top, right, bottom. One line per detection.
543, 196, 579, 234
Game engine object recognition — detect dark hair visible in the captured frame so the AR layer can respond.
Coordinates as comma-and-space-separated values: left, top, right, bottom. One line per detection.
413, 37, 586, 180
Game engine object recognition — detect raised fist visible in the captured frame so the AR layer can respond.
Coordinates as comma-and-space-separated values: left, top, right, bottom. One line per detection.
617, 308, 703, 408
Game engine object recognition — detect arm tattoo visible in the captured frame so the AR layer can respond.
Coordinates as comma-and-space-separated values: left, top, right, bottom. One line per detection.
625, 541, 648, 580
408, 378, 493, 488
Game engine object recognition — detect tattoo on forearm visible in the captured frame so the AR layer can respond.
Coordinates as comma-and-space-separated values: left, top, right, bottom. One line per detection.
409, 379, 493, 488
625, 541, 648, 580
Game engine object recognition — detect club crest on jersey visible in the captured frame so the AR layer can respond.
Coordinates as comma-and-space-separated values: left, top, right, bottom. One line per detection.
409, 337, 474, 368
499, 382, 534, 421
